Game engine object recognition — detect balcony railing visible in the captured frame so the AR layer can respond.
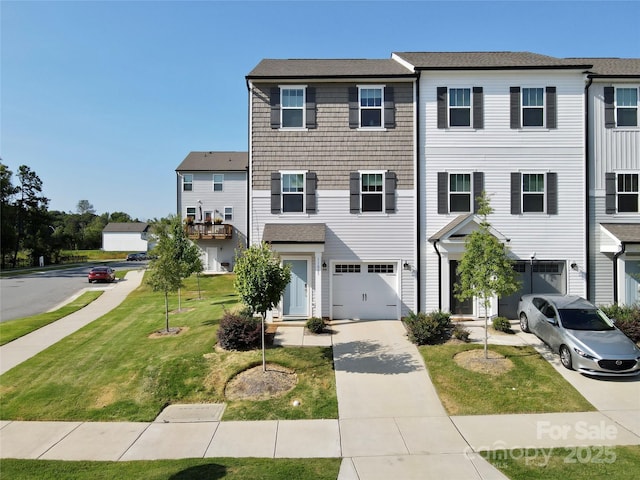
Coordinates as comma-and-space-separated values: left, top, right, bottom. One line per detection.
185, 223, 233, 240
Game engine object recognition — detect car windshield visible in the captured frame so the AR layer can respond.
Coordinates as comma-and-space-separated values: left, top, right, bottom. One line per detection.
558, 309, 615, 331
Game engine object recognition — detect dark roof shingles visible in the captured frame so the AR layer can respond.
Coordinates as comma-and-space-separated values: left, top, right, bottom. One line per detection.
262, 223, 326, 243
176, 151, 248, 172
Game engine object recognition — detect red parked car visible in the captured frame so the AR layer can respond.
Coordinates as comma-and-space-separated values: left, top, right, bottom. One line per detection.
87, 266, 116, 283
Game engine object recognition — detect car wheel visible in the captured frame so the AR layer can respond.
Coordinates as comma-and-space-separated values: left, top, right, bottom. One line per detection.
560, 345, 573, 370
519, 313, 530, 333
88, 279, 92, 283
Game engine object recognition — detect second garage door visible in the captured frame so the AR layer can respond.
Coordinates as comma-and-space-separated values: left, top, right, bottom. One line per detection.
332, 262, 399, 320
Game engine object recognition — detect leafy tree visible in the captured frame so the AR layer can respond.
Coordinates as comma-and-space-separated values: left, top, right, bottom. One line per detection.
234, 242, 291, 371
455, 192, 520, 358
171, 218, 203, 309
14, 165, 50, 266
0, 162, 19, 268
108, 211, 134, 223
76, 200, 95, 215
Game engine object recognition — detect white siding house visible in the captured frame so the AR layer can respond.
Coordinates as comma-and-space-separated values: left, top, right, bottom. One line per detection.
247, 59, 418, 320
394, 52, 591, 319
580, 58, 640, 306
102, 222, 150, 252
175, 151, 248, 273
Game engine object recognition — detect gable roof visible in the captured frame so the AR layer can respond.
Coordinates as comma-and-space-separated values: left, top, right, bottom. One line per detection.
247, 59, 416, 80
393, 51, 592, 71
428, 214, 509, 243
176, 151, 248, 172
103, 222, 149, 233
570, 57, 640, 77
601, 223, 640, 243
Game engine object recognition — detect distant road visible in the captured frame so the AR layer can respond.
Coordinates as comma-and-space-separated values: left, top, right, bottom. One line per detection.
0, 262, 145, 322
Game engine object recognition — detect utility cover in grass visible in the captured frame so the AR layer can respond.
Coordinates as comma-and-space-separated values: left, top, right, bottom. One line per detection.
454, 349, 514, 375
225, 363, 298, 400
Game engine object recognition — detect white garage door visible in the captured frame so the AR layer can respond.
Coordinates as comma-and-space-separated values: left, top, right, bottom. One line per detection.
332, 263, 399, 320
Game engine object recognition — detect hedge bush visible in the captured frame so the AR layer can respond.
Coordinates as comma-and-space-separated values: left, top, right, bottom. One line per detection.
403, 310, 451, 345
492, 316, 512, 333
452, 323, 471, 342
599, 304, 640, 343
217, 310, 261, 350
306, 317, 325, 334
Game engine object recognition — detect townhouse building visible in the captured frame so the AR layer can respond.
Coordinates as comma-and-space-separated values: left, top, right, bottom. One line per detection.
393, 52, 591, 318
246, 59, 418, 320
175, 151, 248, 273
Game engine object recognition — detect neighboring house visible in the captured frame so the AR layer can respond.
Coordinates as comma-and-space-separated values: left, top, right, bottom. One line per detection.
246, 59, 418, 320
175, 151, 248, 273
102, 222, 150, 252
579, 58, 640, 306
392, 52, 592, 318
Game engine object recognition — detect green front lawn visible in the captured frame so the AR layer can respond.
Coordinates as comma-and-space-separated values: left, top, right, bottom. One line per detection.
0, 290, 104, 345
419, 344, 595, 415
0, 458, 342, 480
0, 274, 337, 422
482, 445, 640, 480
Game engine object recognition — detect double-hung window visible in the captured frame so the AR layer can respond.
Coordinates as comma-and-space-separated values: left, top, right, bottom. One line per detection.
522, 173, 546, 212
618, 173, 639, 213
213, 174, 224, 192
449, 173, 472, 212
183, 174, 193, 191
281, 87, 305, 128
360, 172, 384, 212
186, 207, 196, 223
359, 86, 383, 127
224, 206, 233, 222
522, 88, 545, 127
281, 172, 305, 213
449, 88, 471, 127
616, 88, 639, 127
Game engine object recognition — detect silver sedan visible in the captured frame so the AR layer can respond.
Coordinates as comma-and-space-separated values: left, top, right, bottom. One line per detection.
517, 294, 640, 377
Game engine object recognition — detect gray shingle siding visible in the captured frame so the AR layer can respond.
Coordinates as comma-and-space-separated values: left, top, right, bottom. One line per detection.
250, 82, 414, 191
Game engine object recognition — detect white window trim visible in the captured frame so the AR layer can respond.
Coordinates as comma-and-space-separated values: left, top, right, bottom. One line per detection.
616, 170, 640, 214
448, 172, 473, 213
359, 170, 386, 214
521, 172, 547, 214
280, 85, 307, 130
281, 170, 307, 214
186, 206, 197, 220
182, 173, 193, 192
212, 173, 224, 192
448, 87, 472, 128
521, 86, 546, 128
224, 206, 233, 221
614, 85, 640, 129
357, 84, 385, 130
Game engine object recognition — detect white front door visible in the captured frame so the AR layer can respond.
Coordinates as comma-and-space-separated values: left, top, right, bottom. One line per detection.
283, 259, 308, 317
207, 247, 219, 272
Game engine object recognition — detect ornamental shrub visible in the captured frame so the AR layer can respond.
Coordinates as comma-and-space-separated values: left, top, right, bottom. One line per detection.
599, 304, 640, 343
217, 310, 261, 350
306, 317, 325, 334
452, 323, 471, 342
403, 310, 451, 345
492, 316, 512, 333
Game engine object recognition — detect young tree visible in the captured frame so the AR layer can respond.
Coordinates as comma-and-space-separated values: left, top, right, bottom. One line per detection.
455, 192, 520, 358
171, 219, 203, 309
234, 243, 291, 371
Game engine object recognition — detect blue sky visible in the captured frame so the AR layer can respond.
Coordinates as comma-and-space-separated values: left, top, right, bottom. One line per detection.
2, 0, 639, 220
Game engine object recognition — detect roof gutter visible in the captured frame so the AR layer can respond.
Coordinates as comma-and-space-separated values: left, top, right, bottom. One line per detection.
584, 74, 593, 300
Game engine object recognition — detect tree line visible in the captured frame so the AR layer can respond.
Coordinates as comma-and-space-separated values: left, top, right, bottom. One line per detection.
1, 162, 140, 269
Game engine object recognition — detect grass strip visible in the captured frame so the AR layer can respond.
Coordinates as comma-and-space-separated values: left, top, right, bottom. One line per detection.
0, 457, 342, 480
0, 274, 337, 422
418, 343, 595, 415
482, 445, 640, 480
0, 290, 104, 346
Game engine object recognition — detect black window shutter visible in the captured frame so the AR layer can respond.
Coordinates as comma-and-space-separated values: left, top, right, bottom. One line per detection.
604, 87, 616, 129
437, 172, 448, 214
546, 172, 558, 214
546, 87, 557, 129
306, 172, 317, 213
473, 87, 484, 129
384, 87, 395, 128
270, 88, 280, 129
510, 87, 521, 129
349, 172, 360, 213
271, 172, 281, 213
511, 172, 522, 214
473, 172, 484, 213
348, 87, 359, 128
306, 87, 316, 129
605, 172, 617, 213
385, 171, 397, 213
437, 87, 448, 129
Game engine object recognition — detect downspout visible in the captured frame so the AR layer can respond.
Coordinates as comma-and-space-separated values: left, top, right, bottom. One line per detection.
584, 74, 593, 299
613, 242, 626, 304
430, 239, 442, 310
246, 78, 252, 247
415, 72, 422, 312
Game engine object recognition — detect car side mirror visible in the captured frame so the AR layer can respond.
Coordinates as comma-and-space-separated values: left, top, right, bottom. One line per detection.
546, 316, 557, 326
